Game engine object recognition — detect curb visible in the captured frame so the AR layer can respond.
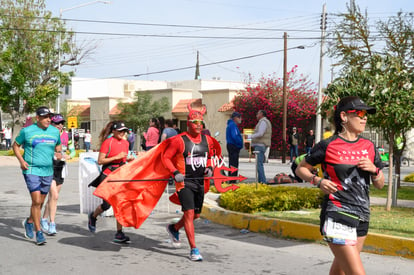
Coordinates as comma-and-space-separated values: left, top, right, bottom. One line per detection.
201, 203, 414, 260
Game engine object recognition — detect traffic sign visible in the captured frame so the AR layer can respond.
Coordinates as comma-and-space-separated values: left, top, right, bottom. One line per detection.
67, 116, 78, 129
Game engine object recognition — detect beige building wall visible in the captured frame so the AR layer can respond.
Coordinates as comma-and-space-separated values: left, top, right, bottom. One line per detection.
200, 89, 239, 148
89, 96, 129, 151
137, 88, 193, 119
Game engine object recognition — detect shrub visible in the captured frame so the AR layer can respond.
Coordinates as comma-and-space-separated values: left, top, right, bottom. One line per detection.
404, 173, 414, 182
218, 184, 323, 213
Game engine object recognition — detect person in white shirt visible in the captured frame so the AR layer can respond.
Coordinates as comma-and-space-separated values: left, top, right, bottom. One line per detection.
84, 129, 92, 152
3, 126, 12, 150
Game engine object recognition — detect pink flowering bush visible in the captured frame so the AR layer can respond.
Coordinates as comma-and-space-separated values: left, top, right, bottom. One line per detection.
234, 66, 317, 152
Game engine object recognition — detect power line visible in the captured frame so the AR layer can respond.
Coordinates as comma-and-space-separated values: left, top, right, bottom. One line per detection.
0, 26, 322, 40
96, 46, 307, 79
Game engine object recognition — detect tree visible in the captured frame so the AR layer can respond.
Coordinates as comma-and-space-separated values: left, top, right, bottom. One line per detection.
116, 92, 170, 133
0, 0, 93, 135
322, 3, 414, 210
233, 66, 317, 154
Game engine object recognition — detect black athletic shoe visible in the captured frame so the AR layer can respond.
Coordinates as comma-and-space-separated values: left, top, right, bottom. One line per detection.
88, 212, 97, 233
113, 232, 130, 243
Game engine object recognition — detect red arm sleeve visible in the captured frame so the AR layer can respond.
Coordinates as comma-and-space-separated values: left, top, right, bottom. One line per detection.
162, 136, 184, 175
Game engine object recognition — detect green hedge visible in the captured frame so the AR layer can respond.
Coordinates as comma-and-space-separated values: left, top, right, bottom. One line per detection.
218, 184, 324, 213
404, 173, 414, 182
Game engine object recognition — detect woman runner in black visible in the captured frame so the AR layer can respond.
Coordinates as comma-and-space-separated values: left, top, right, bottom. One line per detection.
296, 96, 385, 275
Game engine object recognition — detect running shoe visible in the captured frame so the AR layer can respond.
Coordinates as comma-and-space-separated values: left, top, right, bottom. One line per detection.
166, 224, 181, 247
22, 218, 34, 239
113, 232, 130, 243
189, 248, 203, 261
48, 222, 57, 235
88, 212, 97, 233
36, 231, 46, 245
40, 218, 49, 232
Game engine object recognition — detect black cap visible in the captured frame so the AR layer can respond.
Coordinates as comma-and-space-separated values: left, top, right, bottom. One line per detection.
51, 114, 65, 123
112, 122, 128, 131
231, 112, 241, 118
36, 106, 53, 117
337, 98, 376, 114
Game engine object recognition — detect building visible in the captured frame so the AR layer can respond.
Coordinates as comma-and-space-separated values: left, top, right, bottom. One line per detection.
64, 77, 248, 152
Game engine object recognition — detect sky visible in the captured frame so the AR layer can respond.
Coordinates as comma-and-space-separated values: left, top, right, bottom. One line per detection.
43, 0, 414, 86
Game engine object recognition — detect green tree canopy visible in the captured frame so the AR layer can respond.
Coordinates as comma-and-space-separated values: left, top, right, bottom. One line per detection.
323, 3, 414, 209
116, 92, 170, 133
0, 0, 92, 128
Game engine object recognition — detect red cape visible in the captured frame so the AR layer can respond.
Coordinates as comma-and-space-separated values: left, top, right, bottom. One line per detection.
94, 135, 222, 229
94, 142, 171, 229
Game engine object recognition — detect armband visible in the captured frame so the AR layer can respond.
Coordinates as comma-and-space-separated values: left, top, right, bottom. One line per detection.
371, 167, 380, 176
316, 178, 323, 188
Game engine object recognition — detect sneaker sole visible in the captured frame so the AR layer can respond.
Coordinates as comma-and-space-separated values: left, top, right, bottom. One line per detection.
190, 256, 203, 261
112, 239, 131, 244
36, 240, 47, 246
166, 225, 181, 248
22, 220, 34, 239
47, 232, 57, 236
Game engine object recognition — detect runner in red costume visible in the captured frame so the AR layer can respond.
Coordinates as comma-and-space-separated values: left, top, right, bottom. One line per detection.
163, 103, 219, 261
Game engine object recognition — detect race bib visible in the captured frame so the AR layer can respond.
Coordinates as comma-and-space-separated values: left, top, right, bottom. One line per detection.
324, 217, 357, 245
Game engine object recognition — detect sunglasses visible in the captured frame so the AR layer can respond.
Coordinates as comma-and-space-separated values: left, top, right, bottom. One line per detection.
346, 109, 367, 118
52, 122, 64, 125
189, 119, 203, 125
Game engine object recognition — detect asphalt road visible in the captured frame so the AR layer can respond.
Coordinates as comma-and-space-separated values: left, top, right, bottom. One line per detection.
1, 159, 414, 275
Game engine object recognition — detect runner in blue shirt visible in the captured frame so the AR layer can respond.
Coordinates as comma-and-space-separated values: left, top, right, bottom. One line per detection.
13, 106, 62, 245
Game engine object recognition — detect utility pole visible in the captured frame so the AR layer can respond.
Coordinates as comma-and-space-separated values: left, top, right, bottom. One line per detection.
282, 32, 288, 163
315, 4, 327, 143
195, 50, 200, 80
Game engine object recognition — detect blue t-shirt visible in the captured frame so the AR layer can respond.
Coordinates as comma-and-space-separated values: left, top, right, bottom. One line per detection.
15, 124, 61, 176
162, 127, 178, 139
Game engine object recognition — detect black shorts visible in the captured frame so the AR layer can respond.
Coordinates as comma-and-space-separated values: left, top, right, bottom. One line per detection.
53, 166, 64, 185
177, 186, 204, 214
320, 212, 370, 237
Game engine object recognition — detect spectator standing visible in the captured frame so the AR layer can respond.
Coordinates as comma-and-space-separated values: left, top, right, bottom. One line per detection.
304, 129, 315, 154
296, 96, 384, 275
3, 126, 12, 150
157, 116, 165, 143
226, 112, 243, 182
143, 118, 160, 151
160, 119, 178, 142
288, 127, 299, 163
84, 129, 92, 152
245, 110, 272, 184
172, 119, 181, 134
41, 114, 70, 235
127, 129, 135, 151
13, 106, 62, 245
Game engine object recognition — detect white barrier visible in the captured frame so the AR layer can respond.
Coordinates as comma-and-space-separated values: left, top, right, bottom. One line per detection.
78, 152, 113, 216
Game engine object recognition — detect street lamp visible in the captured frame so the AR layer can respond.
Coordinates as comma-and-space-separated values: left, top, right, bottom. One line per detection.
56, 1, 111, 113
281, 32, 305, 163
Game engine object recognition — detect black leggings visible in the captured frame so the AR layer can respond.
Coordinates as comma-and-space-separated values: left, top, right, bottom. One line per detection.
101, 200, 111, 211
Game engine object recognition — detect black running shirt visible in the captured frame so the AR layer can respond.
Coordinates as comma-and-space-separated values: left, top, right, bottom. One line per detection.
305, 135, 383, 221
